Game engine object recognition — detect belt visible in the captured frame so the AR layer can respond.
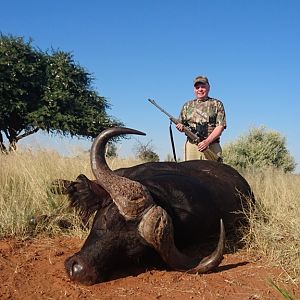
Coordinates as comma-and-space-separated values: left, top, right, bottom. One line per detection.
187, 138, 220, 144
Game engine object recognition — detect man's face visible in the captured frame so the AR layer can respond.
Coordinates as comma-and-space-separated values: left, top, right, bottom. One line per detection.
194, 83, 210, 99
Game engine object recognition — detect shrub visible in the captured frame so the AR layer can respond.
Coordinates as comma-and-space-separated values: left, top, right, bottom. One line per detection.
223, 126, 296, 172
134, 140, 159, 162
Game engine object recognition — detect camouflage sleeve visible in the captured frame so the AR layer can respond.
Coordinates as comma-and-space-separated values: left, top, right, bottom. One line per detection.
216, 100, 227, 128
178, 102, 188, 123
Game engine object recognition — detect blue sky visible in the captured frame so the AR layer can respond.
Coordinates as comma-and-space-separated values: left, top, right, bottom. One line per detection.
1, 0, 300, 171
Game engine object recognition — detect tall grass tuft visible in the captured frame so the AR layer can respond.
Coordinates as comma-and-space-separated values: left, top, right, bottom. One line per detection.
268, 278, 297, 300
0, 149, 91, 238
243, 168, 300, 282
0, 149, 145, 238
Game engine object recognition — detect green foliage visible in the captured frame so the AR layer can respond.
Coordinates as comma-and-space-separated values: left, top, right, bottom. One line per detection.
0, 34, 122, 151
106, 142, 118, 158
134, 140, 159, 162
223, 126, 296, 172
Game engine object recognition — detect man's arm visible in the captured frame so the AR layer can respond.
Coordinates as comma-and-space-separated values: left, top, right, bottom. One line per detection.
197, 125, 225, 152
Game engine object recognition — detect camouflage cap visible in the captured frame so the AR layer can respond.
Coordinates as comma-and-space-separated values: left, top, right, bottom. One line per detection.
193, 75, 209, 86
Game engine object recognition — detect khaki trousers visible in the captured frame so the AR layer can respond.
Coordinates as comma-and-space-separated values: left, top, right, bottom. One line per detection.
184, 140, 222, 161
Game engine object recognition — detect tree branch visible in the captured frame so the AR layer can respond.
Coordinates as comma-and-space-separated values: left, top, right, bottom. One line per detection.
16, 128, 40, 141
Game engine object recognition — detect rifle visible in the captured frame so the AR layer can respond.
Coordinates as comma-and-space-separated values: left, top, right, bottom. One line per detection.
148, 98, 220, 162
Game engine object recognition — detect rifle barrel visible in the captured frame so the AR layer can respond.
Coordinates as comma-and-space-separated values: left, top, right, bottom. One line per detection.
148, 99, 175, 120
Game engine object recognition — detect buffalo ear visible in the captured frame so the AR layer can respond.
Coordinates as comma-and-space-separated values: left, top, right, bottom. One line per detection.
50, 175, 106, 226
66, 174, 108, 225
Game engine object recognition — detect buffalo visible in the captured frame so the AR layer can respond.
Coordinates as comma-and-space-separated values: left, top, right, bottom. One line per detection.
52, 127, 254, 285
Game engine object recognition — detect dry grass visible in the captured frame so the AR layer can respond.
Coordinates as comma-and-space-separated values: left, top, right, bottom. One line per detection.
0, 149, 88, 238
0, 149, 144, 238
0, 149, 299, 282
243, 168, 300, 282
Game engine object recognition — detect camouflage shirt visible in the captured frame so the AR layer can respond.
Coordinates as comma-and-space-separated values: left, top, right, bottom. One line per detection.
178, 97, 227, 141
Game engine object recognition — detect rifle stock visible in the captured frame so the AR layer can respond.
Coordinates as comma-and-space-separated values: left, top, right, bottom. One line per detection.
148, 99, 220, 162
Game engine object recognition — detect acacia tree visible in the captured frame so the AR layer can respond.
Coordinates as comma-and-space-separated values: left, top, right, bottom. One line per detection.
0, 34, 122, 152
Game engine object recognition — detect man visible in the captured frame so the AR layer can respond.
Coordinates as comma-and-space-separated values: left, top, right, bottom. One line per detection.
176, 75, 226, 161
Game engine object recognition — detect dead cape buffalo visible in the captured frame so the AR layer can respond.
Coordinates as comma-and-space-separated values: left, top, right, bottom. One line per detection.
51, 127, 254, 285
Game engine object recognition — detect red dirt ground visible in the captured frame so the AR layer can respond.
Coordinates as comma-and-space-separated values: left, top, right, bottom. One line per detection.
0, 237, 299, 300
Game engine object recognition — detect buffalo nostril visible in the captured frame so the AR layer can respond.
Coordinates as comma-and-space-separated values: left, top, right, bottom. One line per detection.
65, 257, 100, 285
70, 262, 84, 277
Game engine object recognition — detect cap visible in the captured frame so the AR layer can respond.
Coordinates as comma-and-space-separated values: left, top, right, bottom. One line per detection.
193, 75, 209, 86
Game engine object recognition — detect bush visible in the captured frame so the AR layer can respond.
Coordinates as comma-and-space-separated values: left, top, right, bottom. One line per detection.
105, 142, 118, 158
134, 140, 159, 162
223, 126, 296, 172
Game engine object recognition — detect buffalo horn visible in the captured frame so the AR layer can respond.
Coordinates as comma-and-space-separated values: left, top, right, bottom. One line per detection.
138, 205, 225, 273
90, 127, 154, 220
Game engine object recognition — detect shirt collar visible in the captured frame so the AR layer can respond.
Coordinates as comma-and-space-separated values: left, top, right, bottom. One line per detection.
196, 96, 210, 102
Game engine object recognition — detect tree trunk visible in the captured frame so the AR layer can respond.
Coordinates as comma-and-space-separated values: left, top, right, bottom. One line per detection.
0, 132, 8, 154
9, 139, 17, 152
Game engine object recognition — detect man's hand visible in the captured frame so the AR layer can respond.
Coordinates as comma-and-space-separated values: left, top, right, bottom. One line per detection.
176, 123, 184, 132
197, 139, 210, 152
197, 125, 225, 151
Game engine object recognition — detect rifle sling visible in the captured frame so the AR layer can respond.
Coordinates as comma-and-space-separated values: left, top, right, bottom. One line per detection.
169, 121, 177, 162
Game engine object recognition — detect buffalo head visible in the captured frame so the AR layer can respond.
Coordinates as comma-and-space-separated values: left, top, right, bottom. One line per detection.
64, 127, 225, 285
